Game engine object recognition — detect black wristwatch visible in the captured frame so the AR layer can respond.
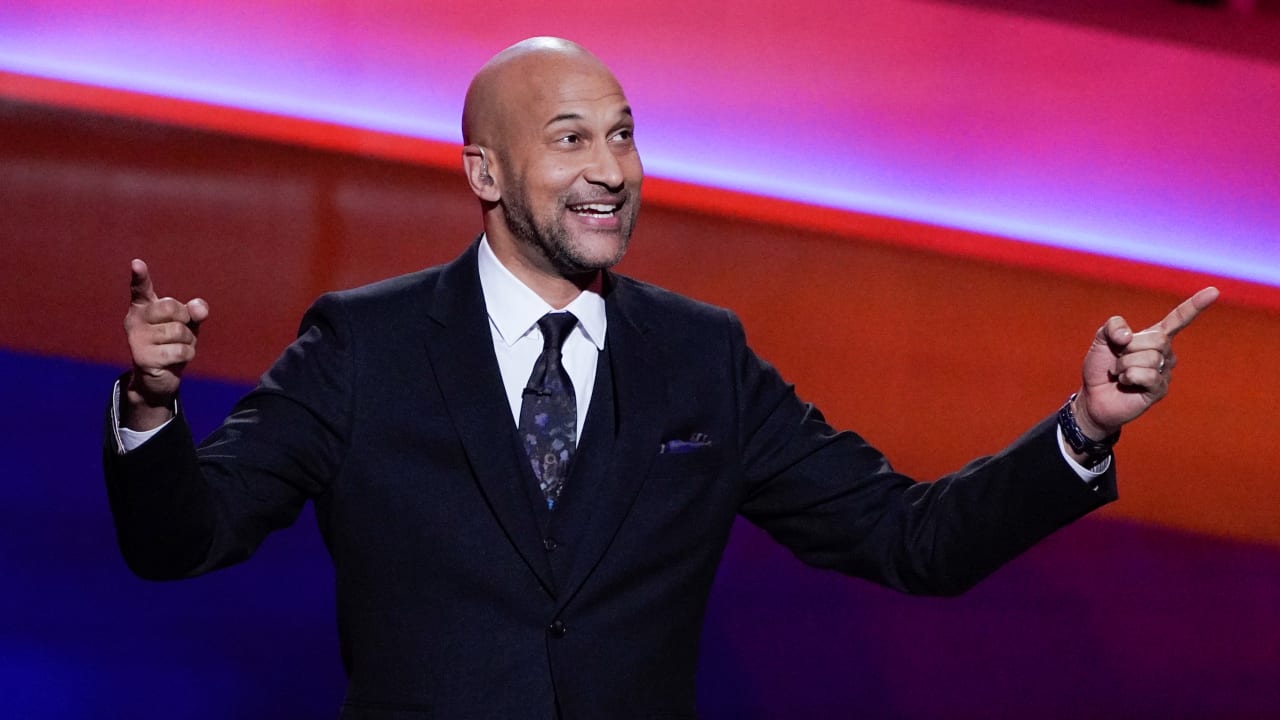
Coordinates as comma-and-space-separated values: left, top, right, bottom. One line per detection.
1058, 393, 1120, 465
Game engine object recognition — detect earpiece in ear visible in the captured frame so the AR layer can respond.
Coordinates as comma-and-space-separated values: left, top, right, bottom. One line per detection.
478, 147, 492, 183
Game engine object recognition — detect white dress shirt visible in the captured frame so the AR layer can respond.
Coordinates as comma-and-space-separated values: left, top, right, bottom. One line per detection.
475, 236, 605, 436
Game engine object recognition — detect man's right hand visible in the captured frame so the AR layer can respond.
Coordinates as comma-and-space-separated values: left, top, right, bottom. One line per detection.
123, 259, 209, 430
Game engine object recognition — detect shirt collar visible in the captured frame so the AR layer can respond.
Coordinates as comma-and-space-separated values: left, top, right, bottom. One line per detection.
477, 235, 607, 350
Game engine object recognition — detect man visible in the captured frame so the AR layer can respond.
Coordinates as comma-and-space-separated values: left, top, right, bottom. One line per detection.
106, 37, 1217, 718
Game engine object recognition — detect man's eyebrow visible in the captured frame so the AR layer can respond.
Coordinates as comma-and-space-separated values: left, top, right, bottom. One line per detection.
544, 106, 633, 128
545, 113, 583, 127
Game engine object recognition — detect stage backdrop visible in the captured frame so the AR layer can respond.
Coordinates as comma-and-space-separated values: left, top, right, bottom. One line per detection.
2, 2, 1278, 718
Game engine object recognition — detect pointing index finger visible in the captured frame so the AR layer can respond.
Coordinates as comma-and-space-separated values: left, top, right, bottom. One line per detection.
1159, 286, 1219, 338
130, 259, 158, 305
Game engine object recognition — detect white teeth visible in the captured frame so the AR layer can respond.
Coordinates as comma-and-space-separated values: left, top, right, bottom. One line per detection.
570, 203, 618, 214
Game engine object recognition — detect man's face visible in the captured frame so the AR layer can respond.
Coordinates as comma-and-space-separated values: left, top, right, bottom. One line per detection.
495, 63, 643, 277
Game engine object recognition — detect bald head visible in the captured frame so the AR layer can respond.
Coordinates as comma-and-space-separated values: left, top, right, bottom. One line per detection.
457, 37, 642, 305
462, 37, 617, 147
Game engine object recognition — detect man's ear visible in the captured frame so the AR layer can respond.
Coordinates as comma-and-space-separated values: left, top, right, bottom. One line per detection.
463, 144, 500, 202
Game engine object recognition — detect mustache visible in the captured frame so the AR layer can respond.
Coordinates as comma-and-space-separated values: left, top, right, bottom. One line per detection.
563, 190, 631, 207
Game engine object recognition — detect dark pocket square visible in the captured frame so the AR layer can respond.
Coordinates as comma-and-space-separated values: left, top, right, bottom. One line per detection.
658, 433, 712, 454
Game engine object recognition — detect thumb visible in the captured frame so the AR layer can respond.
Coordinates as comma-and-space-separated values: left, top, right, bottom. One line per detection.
186, 298, 210, 331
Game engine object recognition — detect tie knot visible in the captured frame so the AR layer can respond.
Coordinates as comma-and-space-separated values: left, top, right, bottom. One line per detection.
537, 312, 578, 352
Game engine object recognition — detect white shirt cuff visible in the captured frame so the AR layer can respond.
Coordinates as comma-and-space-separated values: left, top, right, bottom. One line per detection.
1056, 424, 1111, 482
111, 378, 176, 454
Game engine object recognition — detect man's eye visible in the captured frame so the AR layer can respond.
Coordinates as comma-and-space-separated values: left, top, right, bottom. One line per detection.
612, 129, 633, 142
558, 134, 580, 144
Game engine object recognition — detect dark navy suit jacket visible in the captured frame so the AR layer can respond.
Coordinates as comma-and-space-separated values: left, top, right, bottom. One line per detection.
105, 241, 1115, 719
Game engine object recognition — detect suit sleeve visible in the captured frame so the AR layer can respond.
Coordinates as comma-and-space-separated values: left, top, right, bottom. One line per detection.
728, 312, 1116, 596
103, 294, 355, 580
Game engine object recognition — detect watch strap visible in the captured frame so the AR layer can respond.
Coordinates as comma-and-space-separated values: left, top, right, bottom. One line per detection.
1058, 392, 1120, 464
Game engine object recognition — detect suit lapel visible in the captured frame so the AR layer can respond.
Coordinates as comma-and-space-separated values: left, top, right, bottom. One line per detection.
422, 242, 556, 596
557, 275, 668, 610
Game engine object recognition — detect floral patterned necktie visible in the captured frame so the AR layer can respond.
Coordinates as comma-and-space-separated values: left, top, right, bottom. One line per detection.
518, 313, 579, 509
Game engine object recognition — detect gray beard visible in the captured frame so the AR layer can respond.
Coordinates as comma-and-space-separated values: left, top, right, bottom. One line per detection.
501, 181, 633, 277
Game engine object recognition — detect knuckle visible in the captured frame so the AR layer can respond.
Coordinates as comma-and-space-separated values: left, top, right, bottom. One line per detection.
167, 344, 191, 364
155, 322, 192, 345
149, 297, 187, 321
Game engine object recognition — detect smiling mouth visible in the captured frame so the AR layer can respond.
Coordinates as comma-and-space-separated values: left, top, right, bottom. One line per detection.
566, 201, 622, 218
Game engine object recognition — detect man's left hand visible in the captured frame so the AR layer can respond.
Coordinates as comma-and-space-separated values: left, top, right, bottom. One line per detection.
1073, 287, 1219, 441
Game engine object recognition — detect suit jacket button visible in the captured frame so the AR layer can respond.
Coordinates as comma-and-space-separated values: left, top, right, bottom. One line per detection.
543, 537, 559, 551
547, 620, 567, 638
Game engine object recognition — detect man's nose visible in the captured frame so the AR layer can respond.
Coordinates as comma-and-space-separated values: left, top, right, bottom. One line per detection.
584, 143, 625, 191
